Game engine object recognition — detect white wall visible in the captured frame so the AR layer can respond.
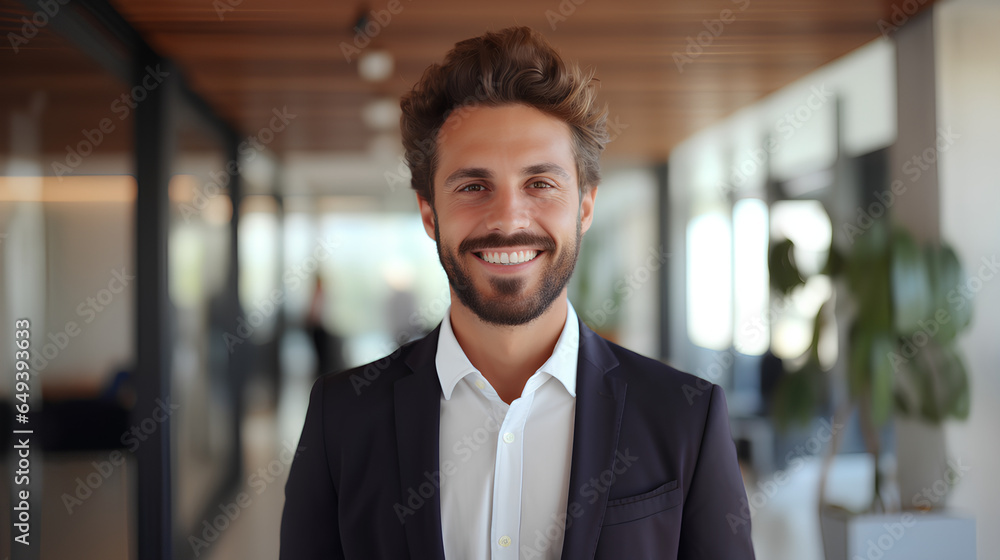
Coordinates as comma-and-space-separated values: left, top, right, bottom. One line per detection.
0, 189, 134, 393
936, 0, 1000, 553
41, 200, 134, 386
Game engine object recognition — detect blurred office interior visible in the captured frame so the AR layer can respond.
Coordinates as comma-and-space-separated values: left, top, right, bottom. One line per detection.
0, 0, 997, 558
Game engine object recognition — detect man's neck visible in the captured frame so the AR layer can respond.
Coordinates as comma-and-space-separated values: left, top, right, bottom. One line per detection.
448, 289, 569, 405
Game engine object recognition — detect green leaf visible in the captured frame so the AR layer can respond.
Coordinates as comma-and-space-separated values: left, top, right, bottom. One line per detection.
931, 244, 973, 341
890, 338, 920, 418
914, 352, 942, 422
850, 252, 893, 332
809, 302, 826, 363
907, 340, 952, 423
869, 334, 895, 427
900, 340, 972, 423
772, 359, 826, 431
890, 229, 932, 334
894, 387, 911, 416
822, 245, 845, 277
848, 326, 872, 398
939, 342, 971, 420
851, 216, 889, 259
769, 238, 806, 295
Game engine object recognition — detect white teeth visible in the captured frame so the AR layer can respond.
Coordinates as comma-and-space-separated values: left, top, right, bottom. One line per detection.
478, 250, 539, 265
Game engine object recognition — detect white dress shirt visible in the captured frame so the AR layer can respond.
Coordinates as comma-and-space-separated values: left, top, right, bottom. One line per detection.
436, 301, 579, 560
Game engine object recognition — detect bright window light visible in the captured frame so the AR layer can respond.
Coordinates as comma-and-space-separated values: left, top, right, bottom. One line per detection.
733, 198, 770, 355
686, 211, 733, 350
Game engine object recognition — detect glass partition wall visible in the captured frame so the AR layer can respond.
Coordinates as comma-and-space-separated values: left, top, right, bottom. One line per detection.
168, 92, 241, 560
0, 1, 244, 558
1, 1, 137, 557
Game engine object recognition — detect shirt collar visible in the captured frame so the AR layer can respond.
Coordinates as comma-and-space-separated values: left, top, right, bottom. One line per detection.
435, 300, 579, 400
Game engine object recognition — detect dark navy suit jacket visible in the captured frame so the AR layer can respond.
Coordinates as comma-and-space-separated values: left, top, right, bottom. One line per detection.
280, 318, 756, 559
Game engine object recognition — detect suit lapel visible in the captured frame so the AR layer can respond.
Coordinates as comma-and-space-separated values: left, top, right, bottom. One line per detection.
560, 320, 626, 560
394, 326, 447, 560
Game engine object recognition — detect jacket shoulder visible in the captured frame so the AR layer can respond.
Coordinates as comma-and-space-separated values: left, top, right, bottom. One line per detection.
316, 331, 434, 405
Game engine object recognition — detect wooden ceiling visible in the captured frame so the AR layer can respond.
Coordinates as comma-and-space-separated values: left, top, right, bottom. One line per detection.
7, 0, 924, 162
0, 0, 132, 157
108, 0, 920, 161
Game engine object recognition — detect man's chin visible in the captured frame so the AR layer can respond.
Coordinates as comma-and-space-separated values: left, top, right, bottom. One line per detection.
453, 284, 553, 327
466, 303, 551, 327
485, 274, 528, 297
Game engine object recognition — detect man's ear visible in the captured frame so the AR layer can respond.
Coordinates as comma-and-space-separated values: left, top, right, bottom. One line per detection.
579, 185, 597, 234
417, 193, 436, 240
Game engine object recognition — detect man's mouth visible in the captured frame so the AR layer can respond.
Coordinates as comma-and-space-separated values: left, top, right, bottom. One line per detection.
475, 249, 540, 265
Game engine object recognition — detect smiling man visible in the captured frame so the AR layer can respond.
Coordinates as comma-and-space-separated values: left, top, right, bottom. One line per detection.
280, 26, 755, 560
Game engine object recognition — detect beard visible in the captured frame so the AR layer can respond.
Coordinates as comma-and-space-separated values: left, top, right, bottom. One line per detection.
433, 209, 582, 327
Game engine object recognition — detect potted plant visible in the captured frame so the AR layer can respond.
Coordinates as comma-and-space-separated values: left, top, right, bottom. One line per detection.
768, 217, 976, 559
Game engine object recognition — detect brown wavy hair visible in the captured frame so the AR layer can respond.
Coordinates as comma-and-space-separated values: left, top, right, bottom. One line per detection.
399, 26, 608, 203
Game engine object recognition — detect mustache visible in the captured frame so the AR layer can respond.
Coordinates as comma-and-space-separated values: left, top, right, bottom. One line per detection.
458, 231, 556, 254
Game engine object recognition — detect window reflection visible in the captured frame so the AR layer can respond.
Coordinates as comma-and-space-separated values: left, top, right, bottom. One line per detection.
168, 103, 236, 547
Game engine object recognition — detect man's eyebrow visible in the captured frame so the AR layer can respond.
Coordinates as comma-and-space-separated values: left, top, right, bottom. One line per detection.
442, 163, 572, 188
522, 163, 571, 181
444, 167, 494, 188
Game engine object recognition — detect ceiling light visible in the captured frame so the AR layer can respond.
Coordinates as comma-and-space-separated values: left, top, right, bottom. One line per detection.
358, 49, 393, 82
362, 98, 401, 131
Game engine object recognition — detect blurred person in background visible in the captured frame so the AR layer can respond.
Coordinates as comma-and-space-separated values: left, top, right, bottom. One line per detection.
306, 275, 345, 379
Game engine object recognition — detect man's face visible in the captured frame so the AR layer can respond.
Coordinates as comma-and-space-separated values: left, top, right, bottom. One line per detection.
418, 103, 596, 326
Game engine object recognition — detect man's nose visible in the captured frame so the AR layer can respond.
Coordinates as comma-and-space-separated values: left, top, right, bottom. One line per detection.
485, 185, 530, 233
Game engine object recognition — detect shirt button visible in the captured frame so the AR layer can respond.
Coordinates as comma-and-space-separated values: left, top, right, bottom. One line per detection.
475, 380, 485, 390
498, 535, 512, 547
503, 432, 515, 444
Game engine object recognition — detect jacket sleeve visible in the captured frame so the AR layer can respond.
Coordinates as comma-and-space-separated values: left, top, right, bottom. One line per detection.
677, 384, 756, 558
280, 376, 346, 559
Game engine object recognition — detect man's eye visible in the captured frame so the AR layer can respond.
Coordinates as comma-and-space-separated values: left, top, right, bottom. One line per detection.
460, 184, 486, 192
529, 181, 553, 189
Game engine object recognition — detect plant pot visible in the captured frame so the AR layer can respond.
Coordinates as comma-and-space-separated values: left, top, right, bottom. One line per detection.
819, 505, 975, 560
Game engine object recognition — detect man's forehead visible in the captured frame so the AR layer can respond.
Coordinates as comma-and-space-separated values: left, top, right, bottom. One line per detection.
434, 105, 576, 180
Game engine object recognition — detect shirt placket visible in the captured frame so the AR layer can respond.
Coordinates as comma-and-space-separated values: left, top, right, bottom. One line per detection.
490, 390, 535, 558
